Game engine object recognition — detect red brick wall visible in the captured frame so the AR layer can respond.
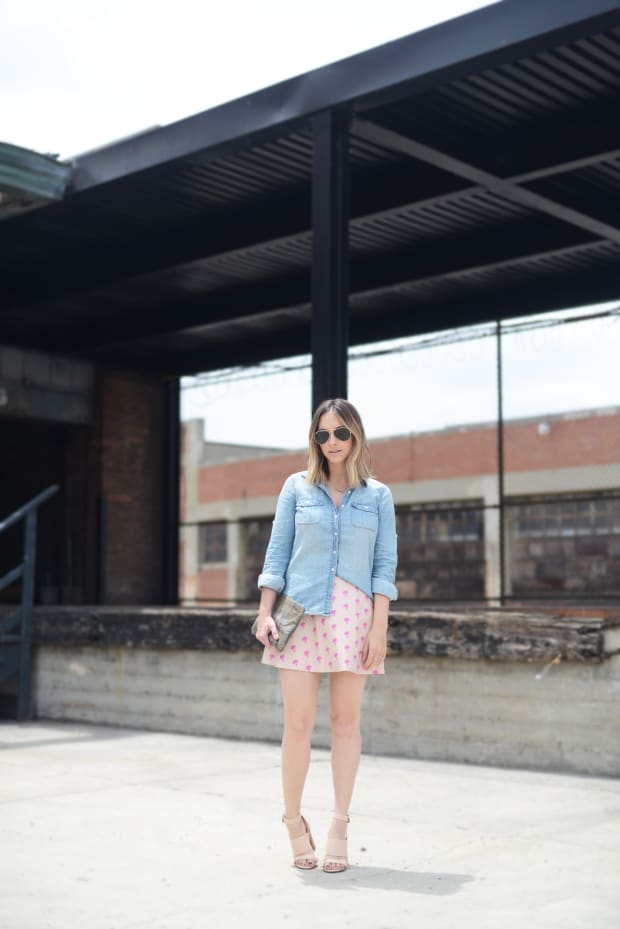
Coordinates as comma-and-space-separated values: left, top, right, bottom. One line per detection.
196, 567, 228, 600
197, 411, 620, 502
97, 371, 165, 604
180, 426, 187, 523
504, 414, 620, 472
199, 451, 306, 504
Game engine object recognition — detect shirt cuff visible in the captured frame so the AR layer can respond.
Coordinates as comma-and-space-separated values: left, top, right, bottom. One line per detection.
257, 572, 285, 593
371, 577, 398, 601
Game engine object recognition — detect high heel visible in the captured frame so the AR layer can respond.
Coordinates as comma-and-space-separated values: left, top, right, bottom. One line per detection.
282, 813, 317, 869
322, 812, 350, 873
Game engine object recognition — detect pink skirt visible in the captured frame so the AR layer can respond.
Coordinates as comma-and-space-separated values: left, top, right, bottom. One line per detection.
260, 576, 385, 675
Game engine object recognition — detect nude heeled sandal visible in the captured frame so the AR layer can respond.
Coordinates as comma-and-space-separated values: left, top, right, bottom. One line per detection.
282, 813, 317, 870
322, 812, 350, 873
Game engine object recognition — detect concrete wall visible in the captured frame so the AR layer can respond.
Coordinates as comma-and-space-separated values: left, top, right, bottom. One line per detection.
33, 630, 620, 777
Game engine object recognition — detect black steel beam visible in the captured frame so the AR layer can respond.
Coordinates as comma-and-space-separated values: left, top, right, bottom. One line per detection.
311, 110, 350, 410
352, 118, 620, 246
0, 186, 312, 311
79, 259, 620, 375
4, 97, 620, 315
0, 216, 599, 357
22, 216, 589, 355
65, 0, 620, 191
475, 100, 620, 182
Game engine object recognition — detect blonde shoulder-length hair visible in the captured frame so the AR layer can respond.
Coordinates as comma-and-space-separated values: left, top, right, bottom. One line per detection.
306, 398, 371, 488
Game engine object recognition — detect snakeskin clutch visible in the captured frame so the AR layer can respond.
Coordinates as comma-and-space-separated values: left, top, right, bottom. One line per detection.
251, 593, 305, 651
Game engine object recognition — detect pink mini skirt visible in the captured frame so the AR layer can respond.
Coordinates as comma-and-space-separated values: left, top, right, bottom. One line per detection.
261, 575, 385, 675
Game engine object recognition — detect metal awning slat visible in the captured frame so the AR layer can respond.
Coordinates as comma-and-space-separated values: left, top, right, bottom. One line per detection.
538, 48, 615, 94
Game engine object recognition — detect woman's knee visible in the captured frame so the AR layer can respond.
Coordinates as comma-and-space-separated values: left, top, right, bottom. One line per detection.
329, 710, 360, 740
283, 712, 316, 741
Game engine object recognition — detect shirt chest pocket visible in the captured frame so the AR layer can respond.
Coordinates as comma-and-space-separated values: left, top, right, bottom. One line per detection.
295, 499, 323, 525
351, 501, 379, 531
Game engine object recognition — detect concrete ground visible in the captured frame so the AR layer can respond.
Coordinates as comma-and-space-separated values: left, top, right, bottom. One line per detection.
1, 720, 619, 929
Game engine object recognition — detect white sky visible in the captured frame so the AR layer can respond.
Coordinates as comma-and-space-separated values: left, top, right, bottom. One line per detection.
1, 0, 497, 159
2, 0, 618, 448
181, 307, 620, 447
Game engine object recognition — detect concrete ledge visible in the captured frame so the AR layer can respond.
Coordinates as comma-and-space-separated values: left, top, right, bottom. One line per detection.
31, 645, 620, 777
21, 606, 620, 777
31, 606, 618, 662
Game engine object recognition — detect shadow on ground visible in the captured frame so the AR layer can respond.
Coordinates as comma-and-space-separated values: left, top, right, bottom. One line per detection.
301, 865, 475, 895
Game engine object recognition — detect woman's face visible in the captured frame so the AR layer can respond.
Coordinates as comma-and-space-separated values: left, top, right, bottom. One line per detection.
316, 410, 353, 467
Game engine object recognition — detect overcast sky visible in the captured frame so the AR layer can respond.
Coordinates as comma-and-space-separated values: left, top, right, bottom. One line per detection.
2, 0, 618, 447
181, 307, 620, 447
1, 0, 496, 159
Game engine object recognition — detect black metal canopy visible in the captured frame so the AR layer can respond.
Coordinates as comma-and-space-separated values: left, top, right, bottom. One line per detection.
2, 0, 620, 377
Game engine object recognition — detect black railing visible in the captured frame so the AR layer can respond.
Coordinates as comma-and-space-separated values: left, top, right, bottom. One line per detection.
0, 485, 59, 721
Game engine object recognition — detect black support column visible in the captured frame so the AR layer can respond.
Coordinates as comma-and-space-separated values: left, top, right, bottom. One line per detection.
311, 108, 350, 412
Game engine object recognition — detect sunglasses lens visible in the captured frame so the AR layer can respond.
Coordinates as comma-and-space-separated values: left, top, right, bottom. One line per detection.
315, 427, 351, 444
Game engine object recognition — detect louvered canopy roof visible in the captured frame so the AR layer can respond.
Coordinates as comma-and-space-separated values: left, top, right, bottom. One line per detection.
2, 0, 620, 374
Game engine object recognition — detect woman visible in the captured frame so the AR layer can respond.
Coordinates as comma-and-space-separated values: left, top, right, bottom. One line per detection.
254, 398, 398, 872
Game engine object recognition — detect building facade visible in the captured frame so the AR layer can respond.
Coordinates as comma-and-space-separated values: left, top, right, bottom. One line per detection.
180, 407, 620, 605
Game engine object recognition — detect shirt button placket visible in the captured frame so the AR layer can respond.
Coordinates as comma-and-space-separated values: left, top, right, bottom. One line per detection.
328, 511, 338, 610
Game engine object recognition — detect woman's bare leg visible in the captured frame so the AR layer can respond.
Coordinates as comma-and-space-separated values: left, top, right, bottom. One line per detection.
328, 671, 367, 820
279, 669, 321, 818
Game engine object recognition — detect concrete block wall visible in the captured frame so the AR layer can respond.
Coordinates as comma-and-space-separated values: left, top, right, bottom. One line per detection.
33, 639, 620, 777
0, 346, 93, 424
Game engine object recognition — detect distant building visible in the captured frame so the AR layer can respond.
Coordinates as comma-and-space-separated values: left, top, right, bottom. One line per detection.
180, 408, 620, 605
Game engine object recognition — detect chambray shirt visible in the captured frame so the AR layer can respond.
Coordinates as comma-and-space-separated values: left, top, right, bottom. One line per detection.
258, 471, 398, 616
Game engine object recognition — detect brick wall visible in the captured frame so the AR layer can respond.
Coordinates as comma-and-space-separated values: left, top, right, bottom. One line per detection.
196, 567, 228, 601
197, 410, 620, 502
198, 451, 306, 504
96, 371, 166, 604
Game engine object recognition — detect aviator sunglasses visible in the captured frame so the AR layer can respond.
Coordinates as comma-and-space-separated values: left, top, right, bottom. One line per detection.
314, 426, 352, 445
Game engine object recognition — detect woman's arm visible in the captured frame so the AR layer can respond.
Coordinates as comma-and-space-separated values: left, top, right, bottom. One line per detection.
371, 485, 398, 601
255, 474, 297, 646
363, 485, 397, 670
257, 474, 296, 593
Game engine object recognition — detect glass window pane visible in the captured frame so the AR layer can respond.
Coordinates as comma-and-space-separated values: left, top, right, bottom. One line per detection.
502, 304, 620, 602
179, 356, 311, 604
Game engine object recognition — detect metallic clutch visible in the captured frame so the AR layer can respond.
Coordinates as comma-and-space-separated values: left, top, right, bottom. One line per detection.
252, 593, 305, 651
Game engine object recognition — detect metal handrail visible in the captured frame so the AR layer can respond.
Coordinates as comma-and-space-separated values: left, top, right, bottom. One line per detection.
0, 483, 59, 721
0, 485, 59, 534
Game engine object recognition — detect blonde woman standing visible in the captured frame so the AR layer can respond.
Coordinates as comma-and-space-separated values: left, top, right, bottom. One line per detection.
254, 398, 398, 872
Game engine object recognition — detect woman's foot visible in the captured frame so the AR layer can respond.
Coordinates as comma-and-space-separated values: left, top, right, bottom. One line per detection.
322, 812, 349, 872
282, 812, 317, 869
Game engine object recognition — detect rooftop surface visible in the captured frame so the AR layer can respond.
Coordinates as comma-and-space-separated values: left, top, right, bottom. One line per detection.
1, 719, 618, 929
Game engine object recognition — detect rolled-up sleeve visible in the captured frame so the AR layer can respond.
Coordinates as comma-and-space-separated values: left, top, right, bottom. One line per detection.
371, 485, 398, 601
257, 475, 296, 592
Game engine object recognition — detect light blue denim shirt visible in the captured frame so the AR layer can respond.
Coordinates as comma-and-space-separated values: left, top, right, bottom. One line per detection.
258, 471, 398, 616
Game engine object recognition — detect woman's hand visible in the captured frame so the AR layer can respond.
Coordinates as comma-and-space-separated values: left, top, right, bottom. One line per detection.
361, 623, 387, 670
255, 587, 279, 646
361, 594, 389, 670
255, 614, 279, 647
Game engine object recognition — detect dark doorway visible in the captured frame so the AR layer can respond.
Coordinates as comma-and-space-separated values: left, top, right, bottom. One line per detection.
0, 417, 90, 605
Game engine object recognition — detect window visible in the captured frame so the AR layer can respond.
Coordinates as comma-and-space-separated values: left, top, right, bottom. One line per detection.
241, 518, 273, 599
509, 493, 620, 597
513, 494, 620, 538
199, 522, 227, 563
396, 502, 485, 601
